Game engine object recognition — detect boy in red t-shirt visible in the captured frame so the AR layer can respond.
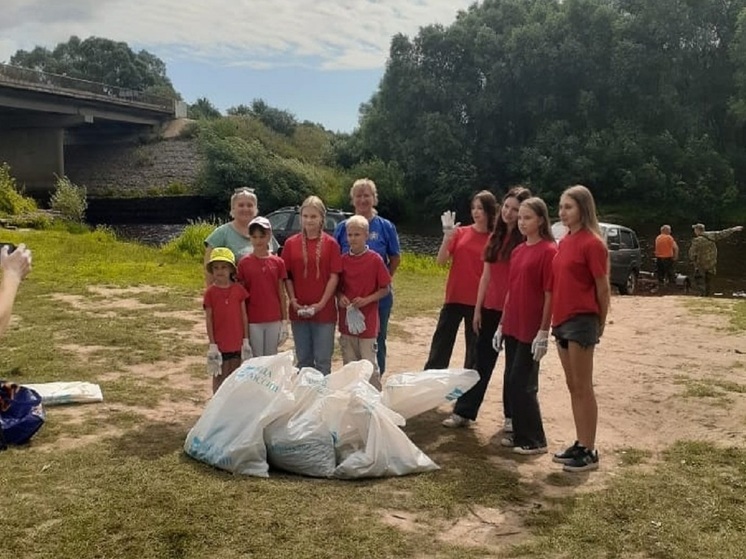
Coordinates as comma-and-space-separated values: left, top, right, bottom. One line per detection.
237, 217, 288, 357
203, 247, 250, 393
337, 215, 391, 389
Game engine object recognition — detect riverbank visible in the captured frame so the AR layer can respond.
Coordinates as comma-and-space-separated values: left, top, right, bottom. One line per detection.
2, 229, 746, 558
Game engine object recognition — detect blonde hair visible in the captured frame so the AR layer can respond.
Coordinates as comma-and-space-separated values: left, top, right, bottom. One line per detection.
350, 178, 379, 207
230, 188, 258, 218
561, 185, 602, 239
300, 195, 326, 279
346, 214, 369, 232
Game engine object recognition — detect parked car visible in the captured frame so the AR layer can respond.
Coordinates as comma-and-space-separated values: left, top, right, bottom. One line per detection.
266, 206, 352, 253
551, 222, 642, 295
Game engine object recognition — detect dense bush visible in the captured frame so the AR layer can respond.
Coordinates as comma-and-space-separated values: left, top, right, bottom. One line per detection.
162, 219, 216, 259
0, 163, 39, 216
198, 132, 325, 211
50, 175, 88, 222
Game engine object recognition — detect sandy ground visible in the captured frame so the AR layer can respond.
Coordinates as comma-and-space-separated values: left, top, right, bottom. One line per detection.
392, 294, 746, 455
380, 295, 746, 549
44, 290, 746, 551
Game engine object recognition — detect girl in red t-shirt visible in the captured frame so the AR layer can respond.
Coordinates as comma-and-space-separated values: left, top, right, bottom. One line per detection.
203, 247, 249, 394
442, 186, 531, 429
424, 190, 497, 373
237, 217, 288, 357
282, 196, 343, 375
550, 185, 610, 473
496, 197, 557, 454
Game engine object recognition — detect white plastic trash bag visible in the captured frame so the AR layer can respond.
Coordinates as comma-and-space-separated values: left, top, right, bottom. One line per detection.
22, 381, 103, 405
184, 351, 297, 477
265, 368, 337, 478
332, 389, 439, 479
381, 369, 480, 420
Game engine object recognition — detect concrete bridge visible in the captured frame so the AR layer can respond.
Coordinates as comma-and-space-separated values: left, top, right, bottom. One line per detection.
0, 63, 187, 196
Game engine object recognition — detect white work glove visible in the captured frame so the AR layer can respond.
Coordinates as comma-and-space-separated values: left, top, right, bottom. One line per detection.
440, 210, 460, 236
346, 305, 366, 335
207, 344, 222, 377
492, 324, 503, 353
531, 330, 550, 362
278, 320, 290, 347
241, 338, 253, 362
297, 306, 316, 318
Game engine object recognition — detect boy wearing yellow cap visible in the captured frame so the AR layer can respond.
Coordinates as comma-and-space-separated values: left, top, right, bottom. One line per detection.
203, 247, 250, 393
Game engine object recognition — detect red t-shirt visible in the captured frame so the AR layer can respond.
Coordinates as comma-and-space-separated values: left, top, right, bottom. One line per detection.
551, 229, 608, 327
444, 226, 490, 306
502, 240, 557, 343
236, 254, 287, 324
203, 283, 249, 353
282, 233, 343, 323
338, 250, 391, 338
484, 258, 510, 311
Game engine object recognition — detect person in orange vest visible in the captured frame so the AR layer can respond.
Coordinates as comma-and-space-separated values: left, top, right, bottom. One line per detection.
654, 225, 679, 291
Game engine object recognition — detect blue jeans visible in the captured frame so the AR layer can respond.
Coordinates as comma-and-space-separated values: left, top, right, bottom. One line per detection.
291, 321, 336, 375
377, 291, 393, 374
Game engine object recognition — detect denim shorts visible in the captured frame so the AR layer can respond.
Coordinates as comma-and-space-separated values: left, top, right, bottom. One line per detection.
552, 314, 600, 349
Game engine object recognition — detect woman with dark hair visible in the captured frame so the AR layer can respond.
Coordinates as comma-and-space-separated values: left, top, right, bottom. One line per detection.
442, 186, 531, 428
424, 190, 498, 374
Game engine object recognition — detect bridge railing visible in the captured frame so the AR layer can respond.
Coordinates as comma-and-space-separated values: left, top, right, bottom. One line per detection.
0, 63, 174, 112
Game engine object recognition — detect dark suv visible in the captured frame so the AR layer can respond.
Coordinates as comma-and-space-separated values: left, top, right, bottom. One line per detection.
552, 222, 642, 295
266, 206, 352, 252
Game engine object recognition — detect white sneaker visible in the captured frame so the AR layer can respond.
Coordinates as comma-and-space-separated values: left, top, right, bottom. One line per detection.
500, 435, 514, 447
503, 418, 513, 433
442, 414, 471, 428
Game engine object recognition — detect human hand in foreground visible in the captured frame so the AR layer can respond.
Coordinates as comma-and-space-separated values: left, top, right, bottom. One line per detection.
0, 243, 31, 282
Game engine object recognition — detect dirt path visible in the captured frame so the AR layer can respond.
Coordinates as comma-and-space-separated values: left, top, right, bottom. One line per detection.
387, 296, 746, 489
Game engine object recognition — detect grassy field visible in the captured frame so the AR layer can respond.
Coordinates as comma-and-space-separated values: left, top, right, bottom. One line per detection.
1, 228, 745, 558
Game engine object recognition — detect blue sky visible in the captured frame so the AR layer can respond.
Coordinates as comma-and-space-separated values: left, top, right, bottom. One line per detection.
1, 0, 475, 132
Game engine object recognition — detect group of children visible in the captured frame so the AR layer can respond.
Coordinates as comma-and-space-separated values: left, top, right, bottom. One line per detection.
435, 185, 609, 473
203, 183, 609, 473
204, 196, 391, 393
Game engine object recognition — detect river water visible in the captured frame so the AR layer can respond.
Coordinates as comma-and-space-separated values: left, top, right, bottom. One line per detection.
110, 222, 746, 296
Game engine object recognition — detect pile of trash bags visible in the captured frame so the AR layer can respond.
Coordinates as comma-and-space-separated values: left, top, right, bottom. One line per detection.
184, 351, 478, 479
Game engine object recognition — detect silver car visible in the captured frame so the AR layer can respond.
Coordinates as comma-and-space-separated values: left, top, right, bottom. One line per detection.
551, 222, 642, 295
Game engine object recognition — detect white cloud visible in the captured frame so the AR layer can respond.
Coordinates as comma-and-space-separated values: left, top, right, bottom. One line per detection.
0, 0, 475, 69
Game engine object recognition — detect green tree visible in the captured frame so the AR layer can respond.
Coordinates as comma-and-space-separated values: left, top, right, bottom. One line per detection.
357, 0, 746, 219
10, 36, 179, 98
188, 97, 222, 120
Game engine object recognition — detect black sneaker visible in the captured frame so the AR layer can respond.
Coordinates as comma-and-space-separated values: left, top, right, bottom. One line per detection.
552, 441, 583, 464
562, 448, 599, 472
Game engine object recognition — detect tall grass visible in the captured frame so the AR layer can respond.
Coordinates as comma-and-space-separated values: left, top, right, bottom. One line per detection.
162, 219, 218, 259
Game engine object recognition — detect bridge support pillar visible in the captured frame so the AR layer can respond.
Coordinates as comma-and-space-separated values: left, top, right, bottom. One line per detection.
0, 128, 64, 198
